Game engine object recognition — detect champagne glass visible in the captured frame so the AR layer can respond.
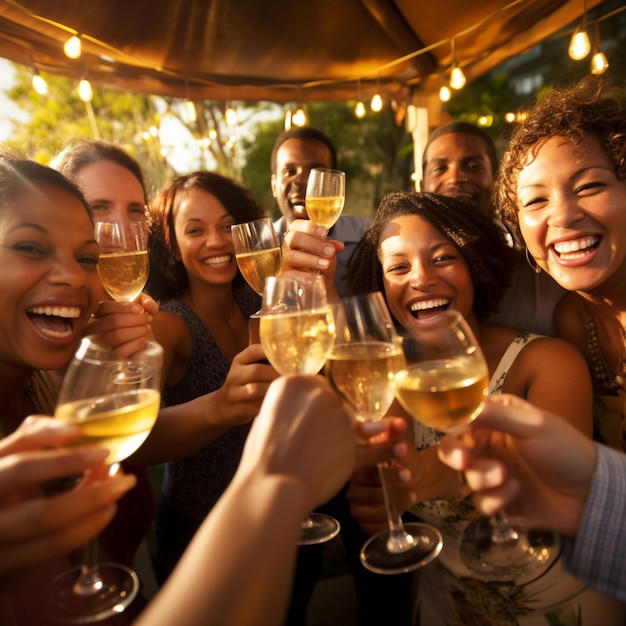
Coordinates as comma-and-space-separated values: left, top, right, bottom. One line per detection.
95, 221, 149, 302
395, 309, 561, 584
326, 292, 443, 574
305, 167, 345, 230
45, 336, 163, 623
231, 217, 281, 296
259, 273, 339, 544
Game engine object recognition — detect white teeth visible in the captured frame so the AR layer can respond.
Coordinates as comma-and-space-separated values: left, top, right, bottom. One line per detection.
39, 327, 73, 339
554, 237, 598, 254
410, 298, 449, 312
205, 255, 231, 265
28, 306, 81, 318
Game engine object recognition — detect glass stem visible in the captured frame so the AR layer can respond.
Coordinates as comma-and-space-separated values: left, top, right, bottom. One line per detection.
377, 462, 415, 553
73, 538, 105, 597
490, 510, 519, 544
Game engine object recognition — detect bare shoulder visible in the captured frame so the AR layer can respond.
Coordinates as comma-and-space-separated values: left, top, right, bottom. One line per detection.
553, 293, 588, 350
152, 310, 191, 352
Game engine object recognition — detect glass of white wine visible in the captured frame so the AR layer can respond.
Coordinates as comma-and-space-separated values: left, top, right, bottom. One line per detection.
231, 217, 281, 296
45, 336, 163, 623
327, 292, 443, 574
95, 221, 149, 302
395, 309, 561, 584
259, 272, 339, 544
305, 167, 345, 230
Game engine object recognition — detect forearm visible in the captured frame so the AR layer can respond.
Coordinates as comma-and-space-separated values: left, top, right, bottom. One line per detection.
412, 445, 465, 502
135, 473, 307, 626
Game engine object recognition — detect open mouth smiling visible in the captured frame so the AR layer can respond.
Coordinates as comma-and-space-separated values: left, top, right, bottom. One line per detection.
409, 298, 450, 319
552, 236, 600, 260
203, 254, 232, 265
27, 305, 81, 339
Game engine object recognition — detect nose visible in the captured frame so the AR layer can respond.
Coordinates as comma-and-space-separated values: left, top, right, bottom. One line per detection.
205, 226, 229, 247
445, 163, 467, 184
409, 261, 436, 291
49, 257, 90, 289
547, 193, 585, 228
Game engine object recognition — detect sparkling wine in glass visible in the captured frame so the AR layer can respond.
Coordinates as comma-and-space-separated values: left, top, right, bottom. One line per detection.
259, 273, 339, 544
395, 309, 561, 584
231, 217, 281, 296
305, 167, 345, 230
327, 292, 443, 574
45, 336, 162, 623
95, 221, 149, 302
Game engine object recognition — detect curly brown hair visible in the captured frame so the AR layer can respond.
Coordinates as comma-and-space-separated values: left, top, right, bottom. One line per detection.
346, 191, 515, 322
496, 77, 626, 246
147, 171, 264, 300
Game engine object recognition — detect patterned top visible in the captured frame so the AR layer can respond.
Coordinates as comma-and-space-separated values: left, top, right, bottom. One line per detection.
412, 332, 625, 626
154, 286, 260, 580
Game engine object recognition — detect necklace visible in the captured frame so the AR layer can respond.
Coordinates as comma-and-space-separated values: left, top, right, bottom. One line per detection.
586, 313, 625, 393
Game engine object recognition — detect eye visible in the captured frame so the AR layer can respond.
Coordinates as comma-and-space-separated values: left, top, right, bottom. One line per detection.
79, 254, 99, 270
129, 205, 148, 217
575, 181, 605, 194
13, 241, 47, 257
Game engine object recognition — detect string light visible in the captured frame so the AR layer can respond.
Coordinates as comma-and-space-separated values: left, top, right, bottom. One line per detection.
292, 105, 308, 127
185, 99, 197, 123
370, 75, 383, 112
439, 85, 451, 102
569, 0, 590, 60
31, 69, 48, 95
225, 101, 237, 126
449, 39, 466, 90
77, 78, 93, 102
63, 34, 82, 59
590, 21, 609, 75
354, 80, 366, 119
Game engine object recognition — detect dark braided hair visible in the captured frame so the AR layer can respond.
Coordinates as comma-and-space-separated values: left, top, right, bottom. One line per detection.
346, 191, 515, 322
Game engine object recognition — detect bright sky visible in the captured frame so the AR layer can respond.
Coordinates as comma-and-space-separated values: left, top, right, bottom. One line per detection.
0, 59, 27, 141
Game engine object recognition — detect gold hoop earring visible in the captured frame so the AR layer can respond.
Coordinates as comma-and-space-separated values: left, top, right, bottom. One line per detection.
525, 249, 541, 274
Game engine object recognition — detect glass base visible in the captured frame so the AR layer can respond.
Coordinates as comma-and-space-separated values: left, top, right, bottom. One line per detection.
45, 563, 139, 623
360, 522, 443, 575
460, 516, 561, 585
298, 513, 341, 546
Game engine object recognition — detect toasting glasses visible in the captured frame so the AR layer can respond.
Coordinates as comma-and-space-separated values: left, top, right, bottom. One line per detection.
45, 337, 162, 623
327, 292, 443, 574
258, 273, 339, 544
395, 309, 561, 584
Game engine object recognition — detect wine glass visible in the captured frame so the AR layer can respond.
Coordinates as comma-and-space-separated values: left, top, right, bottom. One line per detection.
231, 217, 281, 296
326, 292, 443, 574
95, 221, 149, 302
305, 167, 345, 230
395, 309, 561, 584
45, 336, 163, 623
259, 272, 339, 544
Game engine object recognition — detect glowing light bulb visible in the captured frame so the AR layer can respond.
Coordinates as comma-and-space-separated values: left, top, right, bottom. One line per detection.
568, 28, 591, 60
31, 72, 48, 95
292, 107, 308, 127
225, 105, 237, 126
63, 35, 82, 59
185, 100, 197, 123
370, 93, 383, 112
590, 51, 609, 74
439, 85, 451, 102
354, 101, 366, 119
78, 78, 93, 102
450, 66, 466, 90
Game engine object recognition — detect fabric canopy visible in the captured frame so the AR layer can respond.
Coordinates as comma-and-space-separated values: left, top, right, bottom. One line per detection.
0, 0, 607, 104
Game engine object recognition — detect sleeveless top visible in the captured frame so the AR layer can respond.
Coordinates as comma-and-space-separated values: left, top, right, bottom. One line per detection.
412, 332, 626, 626
154, 287, 260, 580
